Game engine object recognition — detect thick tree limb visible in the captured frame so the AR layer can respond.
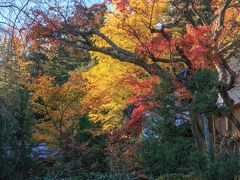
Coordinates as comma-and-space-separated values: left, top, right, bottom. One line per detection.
89, 45, 164, 75
176, 46, 192, 69
220, 89, 240, 131
221, 57, 236, 90
214, 0, 232, 39
93, 30, 137, 57
151, 57, 183, 63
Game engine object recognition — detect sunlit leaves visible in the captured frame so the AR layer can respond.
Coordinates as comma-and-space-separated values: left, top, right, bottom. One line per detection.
82, 58, 144, 133
27, 71, 88, 143
181, 25, 220, 69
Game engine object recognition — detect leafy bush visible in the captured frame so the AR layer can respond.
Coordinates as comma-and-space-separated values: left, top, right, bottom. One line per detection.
86, 172, 133, 180
157, 172, 205, 180
137, 137, 194, 176
189, 151, 240, 180
208, 153, 240, 180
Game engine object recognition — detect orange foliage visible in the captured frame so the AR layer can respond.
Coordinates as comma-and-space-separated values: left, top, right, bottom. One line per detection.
181, 25, 220, 69
123, 76, 160, 134
27, 71, 88, 143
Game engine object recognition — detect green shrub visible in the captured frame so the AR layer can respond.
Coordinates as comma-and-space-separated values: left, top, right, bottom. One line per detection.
189, 151, 240, 180
137, 137, 194, 176
208, 153, 240, 180
157, 173, 185, 180
86, 172, 133, 180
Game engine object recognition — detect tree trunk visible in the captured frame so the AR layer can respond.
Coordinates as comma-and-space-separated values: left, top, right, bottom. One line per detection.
201, 114, 212, 160
225, 117, 232, 133
220, 90, 240, 131
227, 112, 240, 131
212, 115, 217, 158
190, 111, 205, 153
190, 113, 200, 150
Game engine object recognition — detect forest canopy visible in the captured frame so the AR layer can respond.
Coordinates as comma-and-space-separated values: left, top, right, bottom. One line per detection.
0, 0, 240, 179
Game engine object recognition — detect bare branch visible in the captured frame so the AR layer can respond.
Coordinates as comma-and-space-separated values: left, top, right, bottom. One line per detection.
220, 37, 240, 54
191, 3, 208, 25
214, 0, 232, 39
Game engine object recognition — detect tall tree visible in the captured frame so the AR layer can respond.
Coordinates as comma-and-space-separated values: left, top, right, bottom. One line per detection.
27, 71, 88, 146
24, 0, 240, 154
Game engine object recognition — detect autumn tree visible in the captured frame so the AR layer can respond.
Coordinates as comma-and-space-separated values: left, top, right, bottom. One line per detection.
82, 57, 149, 134
27, 71, 88, 147
24, 0, 240, 155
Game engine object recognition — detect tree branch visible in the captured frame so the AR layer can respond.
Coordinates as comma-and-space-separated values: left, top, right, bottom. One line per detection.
191, 3, 208, 25
221, 56, 236, 90
214, 0, 232, 39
